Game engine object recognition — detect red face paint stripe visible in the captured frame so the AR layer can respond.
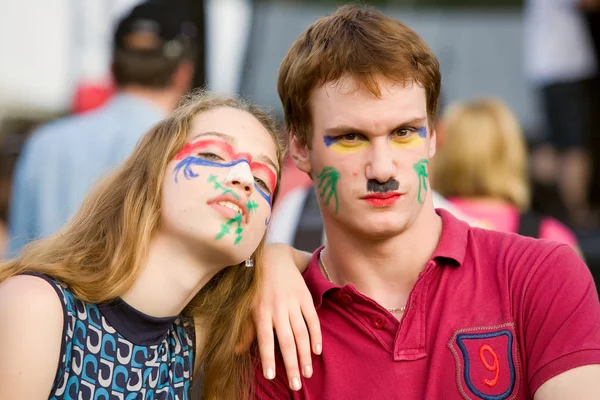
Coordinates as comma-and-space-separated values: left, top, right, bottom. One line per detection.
174, 140, 237, 160
176, 138, 277, 192
250, 162, 277, 193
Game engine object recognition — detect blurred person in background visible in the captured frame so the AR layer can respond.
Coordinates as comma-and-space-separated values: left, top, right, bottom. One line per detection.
7, 1, 197, 256
524, 0, 598, 229
431, 98, 581, 254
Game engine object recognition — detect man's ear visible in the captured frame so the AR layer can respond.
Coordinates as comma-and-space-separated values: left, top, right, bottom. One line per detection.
289, 132, 312, 175
428, 128, 437, 159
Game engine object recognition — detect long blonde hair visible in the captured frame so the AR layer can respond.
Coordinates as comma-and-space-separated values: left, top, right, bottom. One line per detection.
432, 97, 530, 210
0, 90, 285, 399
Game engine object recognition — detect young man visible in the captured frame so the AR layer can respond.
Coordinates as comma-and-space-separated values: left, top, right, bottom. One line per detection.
8, 2, 197, 255
255, 4, 600, 399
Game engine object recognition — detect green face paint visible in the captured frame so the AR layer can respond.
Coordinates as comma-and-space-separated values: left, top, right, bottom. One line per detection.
209, 175, 261, 245
215, 214, 244, 244
413, 158, 429, 204
316, 166, 341, 214
247, 200, 259, 213
208, 174, 240, 201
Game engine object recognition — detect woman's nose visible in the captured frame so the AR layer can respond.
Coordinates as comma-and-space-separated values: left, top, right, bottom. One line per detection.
225, 162, 254, 196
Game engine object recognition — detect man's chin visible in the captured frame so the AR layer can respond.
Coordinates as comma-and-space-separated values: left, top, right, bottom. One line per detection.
346, 218, 407, 241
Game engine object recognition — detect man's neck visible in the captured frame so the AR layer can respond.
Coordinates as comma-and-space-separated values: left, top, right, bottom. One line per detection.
120, 85, 180, 114
321, 204, 442, 310
121, 232, 220, 318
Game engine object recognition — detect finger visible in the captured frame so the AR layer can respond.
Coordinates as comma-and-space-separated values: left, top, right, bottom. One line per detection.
300, 295, 322, 355
289, 307, 313, 379
274, 312, 302, 391
256, 312, 277, 381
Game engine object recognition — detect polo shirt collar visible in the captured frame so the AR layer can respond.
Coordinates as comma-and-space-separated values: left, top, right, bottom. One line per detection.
431, 208, 469, 267
303, 208, 471, 309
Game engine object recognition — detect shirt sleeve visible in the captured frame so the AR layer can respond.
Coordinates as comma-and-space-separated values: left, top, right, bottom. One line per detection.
518, 244, 600, 394
7, 140, 39, 257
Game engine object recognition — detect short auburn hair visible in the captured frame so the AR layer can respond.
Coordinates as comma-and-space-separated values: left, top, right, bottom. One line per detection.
278, 4, 442, 146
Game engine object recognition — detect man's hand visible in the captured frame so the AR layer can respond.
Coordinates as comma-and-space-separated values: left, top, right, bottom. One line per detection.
253, 243, 321, 391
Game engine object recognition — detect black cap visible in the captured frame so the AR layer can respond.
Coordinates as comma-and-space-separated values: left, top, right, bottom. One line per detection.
114, 1, 197, 58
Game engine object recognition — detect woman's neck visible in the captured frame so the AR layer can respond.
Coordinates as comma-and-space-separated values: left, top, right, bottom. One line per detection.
121, 232, 219, 318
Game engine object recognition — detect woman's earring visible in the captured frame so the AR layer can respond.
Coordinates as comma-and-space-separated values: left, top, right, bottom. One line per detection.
245, 259, 254, 268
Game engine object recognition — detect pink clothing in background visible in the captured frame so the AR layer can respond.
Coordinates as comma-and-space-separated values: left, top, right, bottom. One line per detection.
448, 198, 579, 249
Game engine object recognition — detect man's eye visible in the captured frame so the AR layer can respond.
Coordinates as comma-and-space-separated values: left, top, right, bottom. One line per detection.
254, 177, 271, 193
340, 133, 361, 141
197, 152, 223, 161
393, 128, 415, 138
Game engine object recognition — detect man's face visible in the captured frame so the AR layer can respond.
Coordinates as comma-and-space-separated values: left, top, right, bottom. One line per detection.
290, 76, 436, 240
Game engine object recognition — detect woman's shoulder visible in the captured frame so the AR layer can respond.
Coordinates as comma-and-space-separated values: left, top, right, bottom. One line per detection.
0, 274, 65, 397
0, 274, 66, 324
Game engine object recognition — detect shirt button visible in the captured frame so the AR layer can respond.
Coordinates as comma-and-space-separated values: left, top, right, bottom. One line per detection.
371, 315, 385, 329
340, 293, 353, 305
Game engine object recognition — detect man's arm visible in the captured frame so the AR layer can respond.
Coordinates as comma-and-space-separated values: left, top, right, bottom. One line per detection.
534, 365, 600, 399
516, 244, 600, 394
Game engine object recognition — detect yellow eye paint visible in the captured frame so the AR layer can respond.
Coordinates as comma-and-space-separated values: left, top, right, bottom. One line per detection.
324, 136, 369, 154
390, 135, 425, 149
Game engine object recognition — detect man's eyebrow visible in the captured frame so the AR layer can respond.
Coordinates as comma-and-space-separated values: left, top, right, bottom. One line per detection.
324, 117, 428, 136
190, 131, 236, 145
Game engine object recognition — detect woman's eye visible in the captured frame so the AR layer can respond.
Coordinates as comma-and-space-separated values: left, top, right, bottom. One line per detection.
197, 152, 223, 161
254, 177, 271, 193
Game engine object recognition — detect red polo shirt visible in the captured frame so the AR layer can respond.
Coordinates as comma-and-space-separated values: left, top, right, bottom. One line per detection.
254, 209, 600, 399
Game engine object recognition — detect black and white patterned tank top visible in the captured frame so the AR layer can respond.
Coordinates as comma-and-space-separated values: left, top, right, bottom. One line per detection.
28, 273, 196, 400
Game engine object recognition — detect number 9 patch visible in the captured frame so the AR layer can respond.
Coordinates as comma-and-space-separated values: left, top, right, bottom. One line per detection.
448, 323, 522, 400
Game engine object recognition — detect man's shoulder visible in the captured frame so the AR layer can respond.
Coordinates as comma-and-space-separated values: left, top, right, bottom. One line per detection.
26, 112, 102, 148
466, 225, 583, 278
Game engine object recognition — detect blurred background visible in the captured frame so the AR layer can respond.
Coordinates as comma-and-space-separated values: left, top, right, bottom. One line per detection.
1, 0, 599, 285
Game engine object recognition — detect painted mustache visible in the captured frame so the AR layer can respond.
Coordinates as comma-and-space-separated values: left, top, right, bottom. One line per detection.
366, 179, 399, 193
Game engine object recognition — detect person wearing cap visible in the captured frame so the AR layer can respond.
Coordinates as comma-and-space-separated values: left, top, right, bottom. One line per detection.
7, 2, 198, 256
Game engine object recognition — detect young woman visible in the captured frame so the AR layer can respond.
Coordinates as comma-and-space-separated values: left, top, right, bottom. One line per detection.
0, 91, 318, 399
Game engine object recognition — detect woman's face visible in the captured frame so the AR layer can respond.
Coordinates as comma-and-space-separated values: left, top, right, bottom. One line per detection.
161, 107, 279, 266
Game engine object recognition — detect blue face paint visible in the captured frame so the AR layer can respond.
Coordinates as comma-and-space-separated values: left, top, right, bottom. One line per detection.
323, 136, 337, 147
174, 156, 273, 207
417, 127, 427, 138
254, 185, 272, 206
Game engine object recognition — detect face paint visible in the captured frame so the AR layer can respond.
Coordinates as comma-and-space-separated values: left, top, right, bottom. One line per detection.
211, 177, 261, 245
366, 179, 399, 193
226, 161, 254, 186
173, 138, 277, 206
413, 158, 429, 204
247, 200, 259, 213
215, 214, 244, 245
390, 127, 427, 150
175, 139, 238, 160
324, 136, 369, 155
316, 167, 341, 214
